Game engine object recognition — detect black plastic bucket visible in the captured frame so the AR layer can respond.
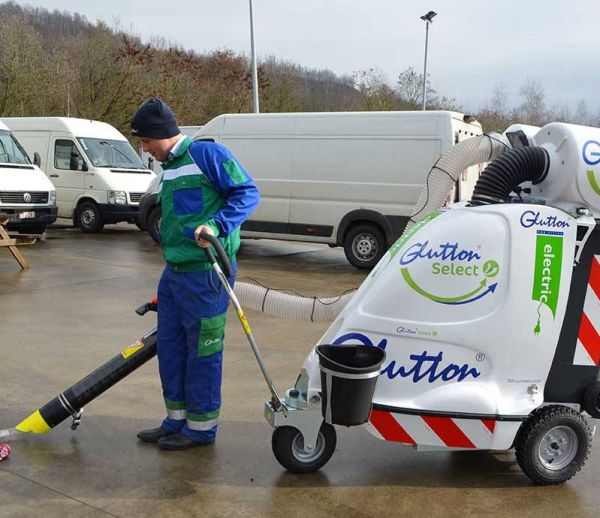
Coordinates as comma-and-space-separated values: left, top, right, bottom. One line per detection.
316, 344, 386, 426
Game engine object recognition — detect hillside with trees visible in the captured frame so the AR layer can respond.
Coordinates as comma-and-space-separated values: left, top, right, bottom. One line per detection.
0, 1, 597, 137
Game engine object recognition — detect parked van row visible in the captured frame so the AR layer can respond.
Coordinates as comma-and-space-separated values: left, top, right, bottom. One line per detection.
1, 117, 155, 233
138, 110, 483, 268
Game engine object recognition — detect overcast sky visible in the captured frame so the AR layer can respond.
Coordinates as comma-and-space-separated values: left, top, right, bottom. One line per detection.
17, 0, 600, 114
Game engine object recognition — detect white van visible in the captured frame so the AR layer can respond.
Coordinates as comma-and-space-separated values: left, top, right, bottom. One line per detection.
193, 111, 483, 267
2, 117, 155, 233
0, 121, 57, 234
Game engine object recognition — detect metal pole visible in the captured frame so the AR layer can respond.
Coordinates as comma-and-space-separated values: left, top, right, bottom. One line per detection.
249, 0, 260, 113
422, 21, 429, 111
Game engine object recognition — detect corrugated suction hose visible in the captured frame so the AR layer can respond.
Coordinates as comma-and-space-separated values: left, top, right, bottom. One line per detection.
234, 281, 355, 322
470, 146, 549, 206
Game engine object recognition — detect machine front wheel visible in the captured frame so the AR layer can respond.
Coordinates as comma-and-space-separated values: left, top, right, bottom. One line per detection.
272, 423, 336, 473
515, 405, 592, 485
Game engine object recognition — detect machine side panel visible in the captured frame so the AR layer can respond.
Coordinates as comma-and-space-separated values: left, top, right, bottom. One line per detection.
544, 227, 600, 403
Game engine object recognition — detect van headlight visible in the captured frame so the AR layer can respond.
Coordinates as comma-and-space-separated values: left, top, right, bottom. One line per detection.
49, 190, 56, 206
108, 190, 127, 204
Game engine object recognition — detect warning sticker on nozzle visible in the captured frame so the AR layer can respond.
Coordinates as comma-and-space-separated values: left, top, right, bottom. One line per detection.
121, 340, 144, 359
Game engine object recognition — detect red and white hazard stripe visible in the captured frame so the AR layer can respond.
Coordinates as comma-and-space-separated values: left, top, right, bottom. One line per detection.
368, 409, 497, 449
574, 255, 600, 366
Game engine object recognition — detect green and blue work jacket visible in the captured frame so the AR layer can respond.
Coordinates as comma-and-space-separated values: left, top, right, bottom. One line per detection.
158, 136, 259, 271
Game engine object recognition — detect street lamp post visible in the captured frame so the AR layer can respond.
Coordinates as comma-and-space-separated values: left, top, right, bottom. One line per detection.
249, 0, 260, 113
420, 11, 437, 111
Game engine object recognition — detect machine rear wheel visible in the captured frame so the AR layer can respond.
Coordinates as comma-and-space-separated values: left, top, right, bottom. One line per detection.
515, 405, 591, 485
272, 423, 336, 473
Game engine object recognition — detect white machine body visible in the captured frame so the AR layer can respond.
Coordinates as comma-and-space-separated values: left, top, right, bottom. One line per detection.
291, 122, 600, 452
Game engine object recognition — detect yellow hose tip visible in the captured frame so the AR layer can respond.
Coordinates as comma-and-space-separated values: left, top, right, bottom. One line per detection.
15, 410, 51, 434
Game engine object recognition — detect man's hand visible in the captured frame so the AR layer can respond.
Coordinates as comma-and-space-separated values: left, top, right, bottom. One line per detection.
194, 224, 215, 248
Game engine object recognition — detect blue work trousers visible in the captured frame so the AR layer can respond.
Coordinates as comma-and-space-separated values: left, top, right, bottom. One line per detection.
157, 264, 236, 442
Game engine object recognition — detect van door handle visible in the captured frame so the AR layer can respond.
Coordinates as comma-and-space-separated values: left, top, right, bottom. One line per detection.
50, 174, 59, 178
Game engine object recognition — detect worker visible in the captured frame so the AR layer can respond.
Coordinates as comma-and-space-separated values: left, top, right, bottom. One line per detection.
131, 98, 260, 450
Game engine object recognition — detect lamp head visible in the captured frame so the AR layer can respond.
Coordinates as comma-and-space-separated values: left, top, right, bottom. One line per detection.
420, 11, 437, 22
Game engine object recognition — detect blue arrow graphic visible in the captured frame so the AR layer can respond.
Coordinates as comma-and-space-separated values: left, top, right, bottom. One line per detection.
439, 283, 498, 305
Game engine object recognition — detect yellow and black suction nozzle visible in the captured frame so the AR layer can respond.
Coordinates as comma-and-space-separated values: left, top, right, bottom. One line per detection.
6, 299, 159, 437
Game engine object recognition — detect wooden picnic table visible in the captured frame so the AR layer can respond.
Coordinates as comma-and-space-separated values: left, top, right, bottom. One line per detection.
0, 213, 38, 269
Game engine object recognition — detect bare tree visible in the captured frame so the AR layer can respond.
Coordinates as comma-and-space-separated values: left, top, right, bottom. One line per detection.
515, 78, 547, 126
573, 100, 591, 125
477, 84, 514, 132
71, 30, 150, 132
395, 66, 438, 109
261, 58, 304, 112
0, 14, 49, 115
488, 84, 508, 115
353, 68, 398, 111
548, 102, 571, 124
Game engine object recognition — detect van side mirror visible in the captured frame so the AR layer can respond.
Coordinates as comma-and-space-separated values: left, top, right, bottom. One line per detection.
33, 152, 41, 167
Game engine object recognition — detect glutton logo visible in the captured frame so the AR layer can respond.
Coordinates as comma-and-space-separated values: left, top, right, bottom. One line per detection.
399, 240, 499, 305
333, 332, 481, 384
520, 210, 570, 230
583, 140, 600, 195
583, 140, 600, 166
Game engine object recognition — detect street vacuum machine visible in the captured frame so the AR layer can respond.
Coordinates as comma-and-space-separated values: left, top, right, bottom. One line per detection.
264, 122, 600, 485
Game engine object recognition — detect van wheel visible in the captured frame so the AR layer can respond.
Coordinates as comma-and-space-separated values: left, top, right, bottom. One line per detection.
344, 223, 386, 269
515, 405, 592, 485
146, 206, 161, 244
77, 201, 104, 233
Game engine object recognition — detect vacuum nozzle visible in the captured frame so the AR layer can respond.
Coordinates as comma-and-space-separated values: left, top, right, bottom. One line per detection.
15, 410, 51, 434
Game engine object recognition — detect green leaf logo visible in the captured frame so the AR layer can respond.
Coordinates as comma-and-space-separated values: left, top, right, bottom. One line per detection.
482, 260, 500, 278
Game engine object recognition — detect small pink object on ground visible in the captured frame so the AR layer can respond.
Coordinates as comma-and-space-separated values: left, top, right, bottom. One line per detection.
0, 443, 10, 460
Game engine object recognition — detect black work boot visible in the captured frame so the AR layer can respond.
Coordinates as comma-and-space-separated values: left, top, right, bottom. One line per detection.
157, 432, 214, 450
137, 427, 175, 443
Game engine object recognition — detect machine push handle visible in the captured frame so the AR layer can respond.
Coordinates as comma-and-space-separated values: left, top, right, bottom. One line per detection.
198, 232, 233, 278
199, 231, 287, 415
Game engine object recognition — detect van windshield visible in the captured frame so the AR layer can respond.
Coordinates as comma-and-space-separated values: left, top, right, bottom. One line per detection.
77, 138, 146, 169
0, 130, 31, 165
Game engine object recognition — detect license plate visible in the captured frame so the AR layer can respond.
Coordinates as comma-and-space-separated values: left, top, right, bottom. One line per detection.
18, 211, 35, 219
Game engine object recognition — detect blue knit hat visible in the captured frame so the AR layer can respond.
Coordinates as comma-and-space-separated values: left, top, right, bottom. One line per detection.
131, 97, 179, 139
